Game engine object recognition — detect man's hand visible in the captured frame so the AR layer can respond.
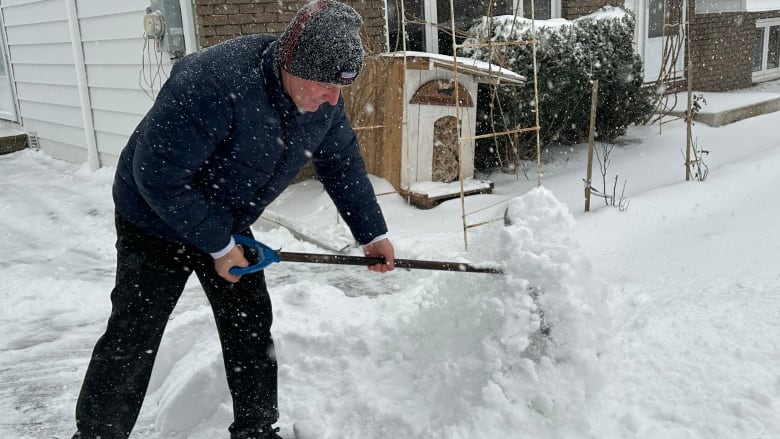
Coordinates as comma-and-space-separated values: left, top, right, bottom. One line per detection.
214, 245, 248, 283
364, 238, 395, 273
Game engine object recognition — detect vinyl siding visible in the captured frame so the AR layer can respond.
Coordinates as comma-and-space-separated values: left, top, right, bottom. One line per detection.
1, 0, 176, 166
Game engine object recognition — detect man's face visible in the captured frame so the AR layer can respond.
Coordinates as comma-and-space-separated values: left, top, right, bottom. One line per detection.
282, 70, 344, 112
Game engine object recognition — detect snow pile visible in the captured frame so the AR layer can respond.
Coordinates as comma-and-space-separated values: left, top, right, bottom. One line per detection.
145, 186, 612, 438
148, 307, 232, 436
374, 186, 612, 438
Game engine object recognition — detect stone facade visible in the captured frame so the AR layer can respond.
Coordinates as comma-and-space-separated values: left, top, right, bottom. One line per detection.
192, 0, 387, 54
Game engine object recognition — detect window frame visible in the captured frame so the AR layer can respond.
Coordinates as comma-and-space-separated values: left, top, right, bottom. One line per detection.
386, 0, 561, 55
753, 17, 780, 82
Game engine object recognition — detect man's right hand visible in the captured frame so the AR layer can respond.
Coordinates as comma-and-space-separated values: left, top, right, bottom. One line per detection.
214, 245, 248, 283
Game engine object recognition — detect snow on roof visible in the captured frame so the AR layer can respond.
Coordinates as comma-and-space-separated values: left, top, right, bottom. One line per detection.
383, 7, 633, 86
485, 5, 629, 37
579, 5, 629, 21
746, 0, 779, 11
381, 51, 526, 85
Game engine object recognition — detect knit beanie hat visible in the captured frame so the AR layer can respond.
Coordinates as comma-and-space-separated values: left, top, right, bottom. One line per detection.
279, 0, 365, 85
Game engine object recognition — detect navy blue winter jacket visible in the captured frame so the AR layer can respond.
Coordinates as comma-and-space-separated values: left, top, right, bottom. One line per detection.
113, 35, 387, 254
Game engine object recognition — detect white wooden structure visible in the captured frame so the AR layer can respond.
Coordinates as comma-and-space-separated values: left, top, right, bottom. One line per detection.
400, 53, 480, 189
0, 0, 197, 169
340, 51, 524, 207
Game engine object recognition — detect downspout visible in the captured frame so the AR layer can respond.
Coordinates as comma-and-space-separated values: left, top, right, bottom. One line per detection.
179, 0, 199, 54
0, 8, 21, 123
64, 0, 100, 170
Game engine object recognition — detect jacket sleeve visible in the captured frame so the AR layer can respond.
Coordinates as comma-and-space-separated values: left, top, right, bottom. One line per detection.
130, 63, 236, 253
312, 102, 388, 245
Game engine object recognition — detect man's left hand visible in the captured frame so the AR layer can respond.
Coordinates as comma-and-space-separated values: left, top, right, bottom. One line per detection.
214, 245, 248, 283
364, 238, 395, 273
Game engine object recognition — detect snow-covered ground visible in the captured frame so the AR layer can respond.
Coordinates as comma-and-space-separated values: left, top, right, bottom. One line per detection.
1, 81, 779, 439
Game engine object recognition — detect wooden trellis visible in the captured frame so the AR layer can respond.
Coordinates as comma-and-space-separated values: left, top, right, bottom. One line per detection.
443, 0, 543, 248
343, 0, 543, 250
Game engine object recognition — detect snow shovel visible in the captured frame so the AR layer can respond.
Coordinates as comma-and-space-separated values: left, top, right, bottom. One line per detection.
229, 235, 503, 275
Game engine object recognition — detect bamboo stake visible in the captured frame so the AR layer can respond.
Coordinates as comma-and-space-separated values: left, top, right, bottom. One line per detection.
529, 0, 542, 187
685, 3, 693, 182
585, 79, 598, 212
446, 0, 469, 251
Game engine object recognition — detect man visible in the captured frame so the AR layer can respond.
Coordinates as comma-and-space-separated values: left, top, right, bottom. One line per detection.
72, 1, 394, 438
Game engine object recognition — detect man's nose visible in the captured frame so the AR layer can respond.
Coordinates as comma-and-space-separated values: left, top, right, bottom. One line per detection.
324, 87, 341, 105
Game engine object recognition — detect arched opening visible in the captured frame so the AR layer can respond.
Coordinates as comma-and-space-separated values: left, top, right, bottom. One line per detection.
432, 115, 459, 182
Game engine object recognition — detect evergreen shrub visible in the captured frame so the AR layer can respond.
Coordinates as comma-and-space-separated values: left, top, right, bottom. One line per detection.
462, 7, 655, 170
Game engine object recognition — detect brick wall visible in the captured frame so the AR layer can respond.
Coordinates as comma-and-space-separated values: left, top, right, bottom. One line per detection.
193, 0, 387, 53
688, 11, 754, 91
688, 6, 780, 91
562, 0, 624, 19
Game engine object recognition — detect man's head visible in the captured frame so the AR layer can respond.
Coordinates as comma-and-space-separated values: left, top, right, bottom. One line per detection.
279, 0, 365, 86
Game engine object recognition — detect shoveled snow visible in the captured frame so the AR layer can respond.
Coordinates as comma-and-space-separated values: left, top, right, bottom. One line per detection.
1, 80, 779, 438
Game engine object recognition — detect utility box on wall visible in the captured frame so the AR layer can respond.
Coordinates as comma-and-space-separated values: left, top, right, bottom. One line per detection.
145, 0, 186, 59
342, 52, 525, 208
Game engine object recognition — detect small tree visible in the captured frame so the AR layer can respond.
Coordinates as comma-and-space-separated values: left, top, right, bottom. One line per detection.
594, 142, 630, 211
685, 94, 709, 182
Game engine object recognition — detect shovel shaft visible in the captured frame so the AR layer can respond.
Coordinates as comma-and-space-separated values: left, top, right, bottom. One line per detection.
278, 251, 502, 274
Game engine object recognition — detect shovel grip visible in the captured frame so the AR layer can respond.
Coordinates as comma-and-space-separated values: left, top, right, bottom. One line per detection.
228, 235, 281, 275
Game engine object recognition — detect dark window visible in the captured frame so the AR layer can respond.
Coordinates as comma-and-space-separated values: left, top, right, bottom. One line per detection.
524, 0, 551, 20
388, 0, 426, 52
388, 0, 515, 55
754, 27, 765, 72
769, 25, 780, 70
649, 0, 681, 39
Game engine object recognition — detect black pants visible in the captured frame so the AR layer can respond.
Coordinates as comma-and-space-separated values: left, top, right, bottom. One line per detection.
74, 214, 277, 439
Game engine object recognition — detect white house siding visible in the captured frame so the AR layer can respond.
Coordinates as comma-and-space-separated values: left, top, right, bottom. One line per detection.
0, 0, 178, 167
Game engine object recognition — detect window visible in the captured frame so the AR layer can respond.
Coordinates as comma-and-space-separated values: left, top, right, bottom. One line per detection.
649, 0, 683, 38
387, 0, 551, 55
753, 19, 780, 81
524, 0, 552, 20
754, 27, 765, 72
694, 0, 744, 14
435, 0, 514, 55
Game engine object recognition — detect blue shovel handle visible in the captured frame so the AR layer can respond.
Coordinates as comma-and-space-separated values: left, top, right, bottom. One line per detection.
228, 235, 281, 275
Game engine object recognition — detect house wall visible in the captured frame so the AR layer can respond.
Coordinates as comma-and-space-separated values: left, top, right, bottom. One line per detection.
1, 0, 388, 169
570, 0, 780, 91
689, 10, 754, 91
1, 0, 173, 166
689, 5, 780, 91
193, 0, 388, 53
562, 0, 625, 19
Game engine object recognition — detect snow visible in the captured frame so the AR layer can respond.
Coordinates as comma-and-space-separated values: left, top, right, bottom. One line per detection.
382, 51, 526, 83
479, 5, 628, 40
2, 79, 780, 439
747, 0, 778, 12
0, 121, 25, 137
669, 91, 780, 114
408, 178, 492, 197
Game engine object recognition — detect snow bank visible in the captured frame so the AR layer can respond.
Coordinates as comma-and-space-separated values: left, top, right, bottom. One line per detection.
146, 186, 612, 438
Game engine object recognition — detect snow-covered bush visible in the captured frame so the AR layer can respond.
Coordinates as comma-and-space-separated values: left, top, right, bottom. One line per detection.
462, 7, 654, 168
